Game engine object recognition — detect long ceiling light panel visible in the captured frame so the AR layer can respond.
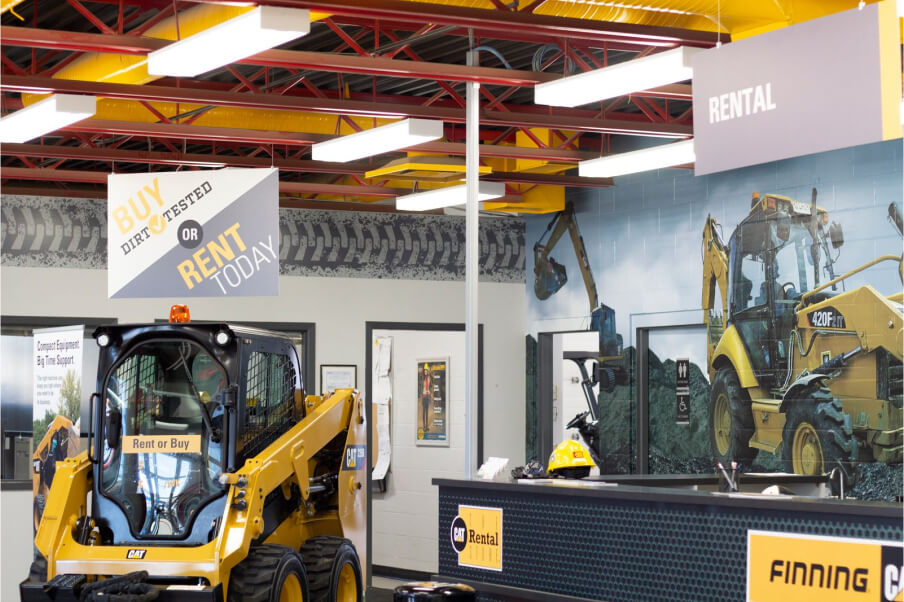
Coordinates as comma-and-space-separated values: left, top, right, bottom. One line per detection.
396, 181, 505, 211
534, 46, 701, 108
0, 94, 96, 144
578, 139, 695, 178
148, 7, 310, 77
313, 119, 444, 163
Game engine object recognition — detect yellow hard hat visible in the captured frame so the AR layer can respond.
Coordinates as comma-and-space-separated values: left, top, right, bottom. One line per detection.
547, 439, 594, 478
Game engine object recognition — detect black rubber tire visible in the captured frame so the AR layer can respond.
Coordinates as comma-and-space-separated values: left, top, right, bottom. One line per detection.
300, 536, 362, 602
781, 388, 857, 478
708, 366, 757, 466
28, 554, 47, 583
228, 544, 309, 602
33, 493, 46, 530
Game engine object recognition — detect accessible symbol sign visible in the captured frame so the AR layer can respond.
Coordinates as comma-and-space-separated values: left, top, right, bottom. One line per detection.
107, 168, 278, 298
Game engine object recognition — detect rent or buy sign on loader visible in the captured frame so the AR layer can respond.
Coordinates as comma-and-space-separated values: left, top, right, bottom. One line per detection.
107, 168, 278, 298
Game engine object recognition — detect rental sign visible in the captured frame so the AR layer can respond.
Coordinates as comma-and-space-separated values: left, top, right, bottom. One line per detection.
692, 1, 900, 175
107, 168, 278, 298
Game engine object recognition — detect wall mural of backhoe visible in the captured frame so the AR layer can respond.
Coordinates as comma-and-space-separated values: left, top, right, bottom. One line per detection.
526, 139, 903, 501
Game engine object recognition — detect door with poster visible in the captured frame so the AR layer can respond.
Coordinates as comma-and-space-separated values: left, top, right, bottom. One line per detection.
416, 358, 449, 446
645, 325, 712, 474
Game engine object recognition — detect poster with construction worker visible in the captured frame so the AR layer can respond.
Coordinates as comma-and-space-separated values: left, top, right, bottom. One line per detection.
32, 325, 84, 533
416, 359, 448, 446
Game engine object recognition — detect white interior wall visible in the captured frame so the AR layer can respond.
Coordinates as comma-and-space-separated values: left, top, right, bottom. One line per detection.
0, 265, 526, 580
1, 488, 32, 601
371, 329, 466, 574
560, 331, 599, 444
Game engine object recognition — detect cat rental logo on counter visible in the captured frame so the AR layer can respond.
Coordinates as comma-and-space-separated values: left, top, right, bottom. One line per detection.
450, 505, 502, 571
748, 530, 903, 602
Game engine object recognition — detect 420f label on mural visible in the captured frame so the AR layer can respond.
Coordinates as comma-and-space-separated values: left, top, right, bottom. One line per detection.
107, 168, 279, 299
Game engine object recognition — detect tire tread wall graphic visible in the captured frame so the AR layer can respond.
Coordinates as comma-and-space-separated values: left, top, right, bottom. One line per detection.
279, 208, 524, 282
1, 196, 107, 269
1, 196, 525, 283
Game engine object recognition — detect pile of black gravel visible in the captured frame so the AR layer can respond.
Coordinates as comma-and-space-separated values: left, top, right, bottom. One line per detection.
849, 463, 903, 502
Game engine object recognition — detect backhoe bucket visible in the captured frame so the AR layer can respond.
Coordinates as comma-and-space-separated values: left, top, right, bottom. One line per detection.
534, 256, 567, 300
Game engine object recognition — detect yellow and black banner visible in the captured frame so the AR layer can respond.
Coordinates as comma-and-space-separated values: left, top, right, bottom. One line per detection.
748, 530, 903, 602
450, 505, 503, 571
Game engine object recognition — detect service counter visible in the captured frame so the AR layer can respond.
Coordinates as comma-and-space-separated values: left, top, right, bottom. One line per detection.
433, 477, 903, 602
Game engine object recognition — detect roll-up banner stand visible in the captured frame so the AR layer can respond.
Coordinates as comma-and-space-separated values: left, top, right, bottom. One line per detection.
107, 167, 279, 298
32, 325, 85, 534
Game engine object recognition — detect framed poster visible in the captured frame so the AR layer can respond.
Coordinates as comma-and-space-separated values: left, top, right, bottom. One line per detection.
320, 364, 357, 393
416, 358, 448, 446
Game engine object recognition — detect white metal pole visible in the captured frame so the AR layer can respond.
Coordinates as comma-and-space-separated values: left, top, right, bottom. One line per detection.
465, 50, 479, 479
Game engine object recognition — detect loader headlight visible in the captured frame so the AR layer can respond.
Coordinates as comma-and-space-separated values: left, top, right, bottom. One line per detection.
96, 333, 111, 347
215, 330, 231, 346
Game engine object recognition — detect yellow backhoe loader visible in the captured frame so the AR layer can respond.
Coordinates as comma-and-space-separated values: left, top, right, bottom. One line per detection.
702, 190, 903, 478
21, 311, 366, 601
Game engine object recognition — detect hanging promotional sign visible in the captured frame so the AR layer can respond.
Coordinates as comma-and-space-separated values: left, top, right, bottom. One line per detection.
747, 530, 903, 602
416, 358, 448, 446
32, 325, 84, 532
692, 1, 900, 175
107, 167, 279, 298
451, 505, 503, 571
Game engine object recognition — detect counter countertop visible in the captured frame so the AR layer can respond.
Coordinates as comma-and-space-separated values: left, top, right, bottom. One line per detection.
432, 477, 902, 518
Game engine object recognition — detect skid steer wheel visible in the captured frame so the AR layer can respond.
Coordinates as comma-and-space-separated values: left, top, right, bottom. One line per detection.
33, 493, 46, 531
781, 389, 857, 481
228, 545, 309, 602
28, 553, 47, 583
301, 536, 362, 602
708, 367, 757, 465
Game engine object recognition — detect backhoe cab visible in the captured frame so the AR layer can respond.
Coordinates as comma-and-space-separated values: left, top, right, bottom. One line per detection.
22, 317, 367, 602
703, 190, 903, 479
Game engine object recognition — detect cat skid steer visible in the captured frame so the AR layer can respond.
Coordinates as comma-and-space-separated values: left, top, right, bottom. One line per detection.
21, 309, 366, 602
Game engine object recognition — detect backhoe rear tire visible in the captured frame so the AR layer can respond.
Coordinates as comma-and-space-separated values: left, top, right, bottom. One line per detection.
301, 536, 362, 602
228, 545, 309, 602
781, 389, 857, 478
708, 367, 757, 466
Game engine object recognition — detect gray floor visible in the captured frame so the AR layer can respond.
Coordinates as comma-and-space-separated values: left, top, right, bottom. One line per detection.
367, 576, 409, 601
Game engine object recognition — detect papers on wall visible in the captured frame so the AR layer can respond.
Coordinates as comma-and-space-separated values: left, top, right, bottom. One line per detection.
372, 336, 393, 481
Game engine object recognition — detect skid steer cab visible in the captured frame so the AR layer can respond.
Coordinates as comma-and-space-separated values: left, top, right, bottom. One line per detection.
22, 316, 367, 602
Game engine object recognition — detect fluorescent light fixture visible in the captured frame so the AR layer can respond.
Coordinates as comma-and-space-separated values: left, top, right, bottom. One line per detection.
579, 139, 695, 178
0, 94, 96, 143
396, 181, 505, 211
313, 119, 444, 163
148, 7, 310, 77
535, 46, 701, 108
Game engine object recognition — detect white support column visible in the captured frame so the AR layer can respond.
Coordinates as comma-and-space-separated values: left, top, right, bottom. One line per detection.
464, 50, 479, 479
